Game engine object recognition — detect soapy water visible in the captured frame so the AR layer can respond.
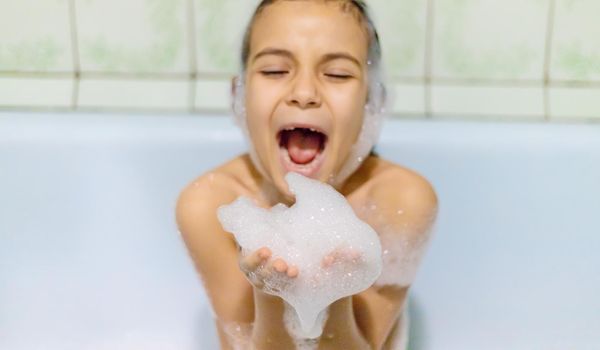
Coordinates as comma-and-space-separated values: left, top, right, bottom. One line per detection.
218, 172, 382, 338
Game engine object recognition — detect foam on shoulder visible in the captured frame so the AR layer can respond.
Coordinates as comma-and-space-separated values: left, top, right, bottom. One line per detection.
218, 172, 382, 338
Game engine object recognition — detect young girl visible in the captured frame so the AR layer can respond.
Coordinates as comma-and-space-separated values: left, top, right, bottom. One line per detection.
176, 1, 438, 349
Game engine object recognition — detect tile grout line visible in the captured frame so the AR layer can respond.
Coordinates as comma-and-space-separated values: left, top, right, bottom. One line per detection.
187, 0, 199, 112
3, 71, 600, 88
543, 0, 557, 122
68, 0, 81, 110
2, 105, 597, 123
424, 0, 435, 118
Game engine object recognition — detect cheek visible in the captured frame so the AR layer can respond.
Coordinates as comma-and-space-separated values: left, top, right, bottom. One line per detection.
245, 81, 281, 124
332, 90, 366, 132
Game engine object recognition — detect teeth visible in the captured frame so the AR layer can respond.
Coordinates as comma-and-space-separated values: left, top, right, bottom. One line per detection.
281, 126, 320, 133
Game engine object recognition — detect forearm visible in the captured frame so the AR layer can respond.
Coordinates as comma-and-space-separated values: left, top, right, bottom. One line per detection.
318, 296, 371, 350
251, 289, 370, 350
352, 285, 409, 350
250, 289, 296, 349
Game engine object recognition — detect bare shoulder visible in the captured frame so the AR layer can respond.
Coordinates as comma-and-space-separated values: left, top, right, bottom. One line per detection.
367, 157, 439, 234
176, 155, 255, 229
175, 155, 257, 321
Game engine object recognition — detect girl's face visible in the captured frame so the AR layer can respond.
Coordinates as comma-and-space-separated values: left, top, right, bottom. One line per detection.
242, 1, 370, 198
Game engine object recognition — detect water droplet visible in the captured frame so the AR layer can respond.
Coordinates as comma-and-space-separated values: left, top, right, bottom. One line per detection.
320, 207, 325, 212
397, 209, 404, 215
347, 272, 352, 277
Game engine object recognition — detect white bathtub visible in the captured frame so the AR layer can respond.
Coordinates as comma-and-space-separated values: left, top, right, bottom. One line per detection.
1, 112, 599, 350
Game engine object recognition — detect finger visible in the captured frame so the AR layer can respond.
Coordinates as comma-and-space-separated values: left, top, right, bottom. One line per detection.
287, 265, 299, 278
321, 254, 335, 268
272, 258, 287, 273
345, 248, 361, 261
240, 247, 271, 272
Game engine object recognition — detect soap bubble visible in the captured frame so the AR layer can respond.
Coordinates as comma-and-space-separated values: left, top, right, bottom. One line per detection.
218, 172, 382, 338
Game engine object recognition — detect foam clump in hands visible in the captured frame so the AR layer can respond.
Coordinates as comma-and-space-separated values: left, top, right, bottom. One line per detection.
217, 172, 382, 338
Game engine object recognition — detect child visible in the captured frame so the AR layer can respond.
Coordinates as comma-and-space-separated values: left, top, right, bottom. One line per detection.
176, 1, 438, 349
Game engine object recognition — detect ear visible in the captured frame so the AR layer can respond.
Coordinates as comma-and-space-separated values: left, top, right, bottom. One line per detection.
231, 75, 240, 111
231, 76, 239, 97
368, 82, 387, 114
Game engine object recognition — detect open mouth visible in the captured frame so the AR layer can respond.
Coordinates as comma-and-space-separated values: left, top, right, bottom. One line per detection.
277, 126, 328, 178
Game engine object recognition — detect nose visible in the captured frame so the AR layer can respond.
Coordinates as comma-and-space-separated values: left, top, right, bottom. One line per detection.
285, 71, 321, 109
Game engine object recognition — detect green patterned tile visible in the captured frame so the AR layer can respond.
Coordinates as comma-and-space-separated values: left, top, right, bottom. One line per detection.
77, 0, 188, 73
0, 0, 72, 72
434, 0, 549, 80
369, 0, 427, 78
195, 0, 259, 74
552, 0, 600, 81
194, 0, 424, 76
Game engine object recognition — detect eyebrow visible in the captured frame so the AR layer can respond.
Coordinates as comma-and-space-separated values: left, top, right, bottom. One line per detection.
252, 47, 362, 67
252, 48, 294, 63
321, 52, 361, 68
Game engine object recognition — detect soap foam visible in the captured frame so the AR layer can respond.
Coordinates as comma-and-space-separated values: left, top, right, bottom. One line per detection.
284, 302, 328, 350
218, 172, 382, 338
375, 227, 431, 287
356, 203, 437, 288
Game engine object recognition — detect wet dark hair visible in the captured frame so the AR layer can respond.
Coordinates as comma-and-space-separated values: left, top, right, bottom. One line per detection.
240, 0, 382, 73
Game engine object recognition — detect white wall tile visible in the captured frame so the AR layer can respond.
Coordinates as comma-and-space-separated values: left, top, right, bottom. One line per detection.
432, 85, 545, 119
549, 87, 600, 120
0, 77, 72, 107
389, 82, 426, 115
195, 79, 231, 110
78, 79, 188, 110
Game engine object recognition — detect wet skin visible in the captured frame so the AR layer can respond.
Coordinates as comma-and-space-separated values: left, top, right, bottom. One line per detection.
176, 2, 438, 349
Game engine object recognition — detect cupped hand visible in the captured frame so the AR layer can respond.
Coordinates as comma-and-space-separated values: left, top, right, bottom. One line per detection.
321, 246, 363, 269
238, 247, 299, 290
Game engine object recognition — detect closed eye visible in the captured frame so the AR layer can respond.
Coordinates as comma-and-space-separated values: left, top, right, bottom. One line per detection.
325, 73, 352, 80
261, 70, 288, 77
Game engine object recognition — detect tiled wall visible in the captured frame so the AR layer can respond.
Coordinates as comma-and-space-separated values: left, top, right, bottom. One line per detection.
1, 0, 599, 122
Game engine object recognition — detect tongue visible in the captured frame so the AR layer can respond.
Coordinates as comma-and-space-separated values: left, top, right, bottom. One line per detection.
287, 129, 321, 164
